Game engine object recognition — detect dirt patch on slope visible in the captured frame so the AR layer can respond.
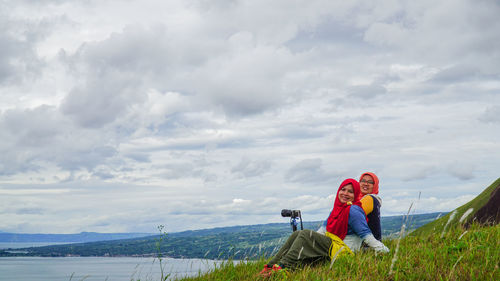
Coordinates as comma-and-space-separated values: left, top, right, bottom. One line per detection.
465, 184, 500, 228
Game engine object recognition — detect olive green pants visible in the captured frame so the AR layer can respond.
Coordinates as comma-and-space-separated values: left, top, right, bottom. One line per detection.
268, 229, 332, 269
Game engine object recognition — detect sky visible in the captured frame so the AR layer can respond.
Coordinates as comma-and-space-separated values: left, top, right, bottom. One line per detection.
0, 0, 499, 234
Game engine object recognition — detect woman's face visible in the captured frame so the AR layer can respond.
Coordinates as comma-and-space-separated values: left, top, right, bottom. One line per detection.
338, 184, 355, 204
360, 175, 374, 195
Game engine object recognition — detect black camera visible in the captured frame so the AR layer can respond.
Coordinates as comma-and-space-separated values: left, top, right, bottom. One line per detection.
281, 209, 301, 218
281, 209, 303, 232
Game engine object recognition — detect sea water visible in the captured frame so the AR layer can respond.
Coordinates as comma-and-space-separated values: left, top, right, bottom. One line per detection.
0, 256, 229, 281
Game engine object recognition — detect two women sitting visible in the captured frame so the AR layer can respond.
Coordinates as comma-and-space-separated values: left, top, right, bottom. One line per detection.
259, 172, 388, 277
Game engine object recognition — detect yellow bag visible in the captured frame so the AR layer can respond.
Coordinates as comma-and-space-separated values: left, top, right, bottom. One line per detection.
325, 232, 354, 258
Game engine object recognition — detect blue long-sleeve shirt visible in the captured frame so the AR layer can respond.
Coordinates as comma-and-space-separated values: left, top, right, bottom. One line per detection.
346, 205, 372, 238
321, 205, 372, 239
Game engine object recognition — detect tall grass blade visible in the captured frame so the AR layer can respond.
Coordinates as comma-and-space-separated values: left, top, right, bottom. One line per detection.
441, 210, 457, 238
329, 246, 345, 269
389, 202, 413, 275
297, 246, 304, 260
458, 230, 468, 240
459, 208, 474, 223
448, 254, 464, 280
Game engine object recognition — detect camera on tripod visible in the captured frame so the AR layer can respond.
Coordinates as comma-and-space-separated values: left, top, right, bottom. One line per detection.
281, 209, 303, 232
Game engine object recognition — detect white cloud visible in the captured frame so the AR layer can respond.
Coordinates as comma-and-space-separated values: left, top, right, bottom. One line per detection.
0, 0, 498, 233
383, 194, 477, 216
479, 106, 500, 124
285, 158, 334, 184
231, 157, 272, 178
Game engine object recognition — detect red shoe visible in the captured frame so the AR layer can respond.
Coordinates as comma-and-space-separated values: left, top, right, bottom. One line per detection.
271, 264, 283, 272
257, 264, 273, 278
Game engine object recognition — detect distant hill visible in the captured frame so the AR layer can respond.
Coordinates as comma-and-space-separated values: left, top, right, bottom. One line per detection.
0, 232, 154, 243
0, 212, 443, 259
412, 177, 500, 236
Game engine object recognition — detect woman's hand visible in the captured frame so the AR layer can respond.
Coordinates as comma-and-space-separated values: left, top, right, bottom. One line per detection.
363, 234, 389, 253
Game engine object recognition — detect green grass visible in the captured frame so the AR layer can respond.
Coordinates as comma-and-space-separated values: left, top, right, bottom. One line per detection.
176, 222, 499, 281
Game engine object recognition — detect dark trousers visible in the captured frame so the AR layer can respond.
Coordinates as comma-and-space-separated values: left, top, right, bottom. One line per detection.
268, 229, 332, 269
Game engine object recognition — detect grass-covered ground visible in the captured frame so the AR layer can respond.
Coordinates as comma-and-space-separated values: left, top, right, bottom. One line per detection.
175, 222, 499, 281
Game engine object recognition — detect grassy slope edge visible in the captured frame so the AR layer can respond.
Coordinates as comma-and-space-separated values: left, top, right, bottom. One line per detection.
412, 177, 500, 236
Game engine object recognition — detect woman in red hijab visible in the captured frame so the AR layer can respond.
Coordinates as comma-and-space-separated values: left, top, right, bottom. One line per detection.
258, 179, 389, 277
325, 178, 363, 240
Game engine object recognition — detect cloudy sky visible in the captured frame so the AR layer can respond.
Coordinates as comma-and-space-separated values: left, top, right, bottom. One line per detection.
1, 0, 499, 234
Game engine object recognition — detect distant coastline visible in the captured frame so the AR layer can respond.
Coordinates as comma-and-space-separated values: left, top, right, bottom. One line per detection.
0, 232, 154, 243
0, 212, 445, 259
0, 242, 74, 250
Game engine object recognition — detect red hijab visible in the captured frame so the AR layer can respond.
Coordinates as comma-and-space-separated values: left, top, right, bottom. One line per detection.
326, 179, 362, 240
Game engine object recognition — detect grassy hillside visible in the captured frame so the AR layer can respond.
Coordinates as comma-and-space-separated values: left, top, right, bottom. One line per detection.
177, 222, 499, 281
412, 177, 500, 236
